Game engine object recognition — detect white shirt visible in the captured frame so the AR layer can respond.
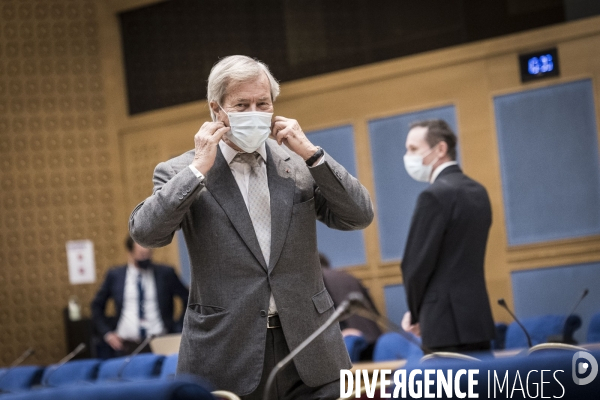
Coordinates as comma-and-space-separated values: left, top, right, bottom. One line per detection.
115, 264, 165, 340
430, 161, 458, 183
188, 140, 324, 316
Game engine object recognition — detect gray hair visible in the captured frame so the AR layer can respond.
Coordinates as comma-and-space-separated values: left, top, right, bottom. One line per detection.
207, 55, 280, 121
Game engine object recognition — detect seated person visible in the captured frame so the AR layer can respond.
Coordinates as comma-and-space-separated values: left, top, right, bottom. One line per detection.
91, 236, 189, 356
320, 253, 382, 360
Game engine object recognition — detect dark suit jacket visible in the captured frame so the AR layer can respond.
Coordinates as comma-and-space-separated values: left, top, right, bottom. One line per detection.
401, 165, 495, 348
91, 264, 189, 337
321, 268, 382, 344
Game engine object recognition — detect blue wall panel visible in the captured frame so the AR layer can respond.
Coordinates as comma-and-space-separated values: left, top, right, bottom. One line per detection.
494, 79, 600, 245
512, 262, 600, 344
176, 230, 191, 287
368, 106, 459, 261
384, 284, 408, 327
307, 125, 367, 269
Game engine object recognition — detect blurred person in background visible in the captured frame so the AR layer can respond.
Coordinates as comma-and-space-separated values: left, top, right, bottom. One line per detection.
320, 253, 382, 361
91, 236, 189, 357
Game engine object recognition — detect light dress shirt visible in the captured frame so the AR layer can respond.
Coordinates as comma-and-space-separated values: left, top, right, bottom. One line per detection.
430, 161, 458, 183
115, 263, 165, 340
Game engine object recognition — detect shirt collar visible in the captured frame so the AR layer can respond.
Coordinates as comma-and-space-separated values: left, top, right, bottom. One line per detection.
219, 140, 268, 164
127, 263, 139, 274
430, 161, 458, 183
127, 263, 150, 276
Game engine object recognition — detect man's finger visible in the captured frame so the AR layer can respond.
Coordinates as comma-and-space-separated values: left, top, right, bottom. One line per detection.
272, 121, 288, 131
271, 124, 283, 143
208, 125, 229, 144
208, 122, 225, 135
274, 127, 290, 145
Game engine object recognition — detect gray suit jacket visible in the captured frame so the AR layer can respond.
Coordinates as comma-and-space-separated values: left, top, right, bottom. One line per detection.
129, 139, 374, 395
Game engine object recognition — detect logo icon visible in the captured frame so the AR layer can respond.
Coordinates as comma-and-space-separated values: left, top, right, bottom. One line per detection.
572, 351, 598, 385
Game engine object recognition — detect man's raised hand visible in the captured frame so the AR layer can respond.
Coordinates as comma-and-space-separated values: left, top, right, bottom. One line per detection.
192, 122, 230, 175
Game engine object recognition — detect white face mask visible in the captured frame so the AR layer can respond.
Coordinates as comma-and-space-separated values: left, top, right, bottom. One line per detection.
220, 106, 273, 153
403, 145, 438, 182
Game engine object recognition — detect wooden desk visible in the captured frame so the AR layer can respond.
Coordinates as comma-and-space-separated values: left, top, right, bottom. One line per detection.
351, 360, 406, 374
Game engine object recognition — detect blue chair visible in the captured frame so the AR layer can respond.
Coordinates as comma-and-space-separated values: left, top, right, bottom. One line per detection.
343, 335, 368, 363
372, 332, 423, 362
587, 312, 600, 343
160, 354, 179, 380
97, 354, 165, 382
40, 359, 101, 387
0, 365, 44, 393
0, 379, 215, 400
504, 314, 565, 349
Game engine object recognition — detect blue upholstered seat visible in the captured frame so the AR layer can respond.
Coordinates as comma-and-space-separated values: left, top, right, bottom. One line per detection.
97, 354, 165, 382
160, 354, 179, 380
40, 359, 101, 387
372, 332, 423, 362
0, 365, 44, 393
587, 312, 600, 343
0, 379, 215, 400
343, 335, 368, 363
504, 314, 564, 349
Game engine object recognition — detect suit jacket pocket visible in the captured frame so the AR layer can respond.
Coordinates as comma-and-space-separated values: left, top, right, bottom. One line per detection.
292, 197, 315, 215
312, 288, 334, 314
188, 304, 226, 316
186, 304, 228, 332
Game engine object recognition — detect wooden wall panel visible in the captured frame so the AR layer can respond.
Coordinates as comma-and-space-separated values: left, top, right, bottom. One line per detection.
0, 0, 127, 366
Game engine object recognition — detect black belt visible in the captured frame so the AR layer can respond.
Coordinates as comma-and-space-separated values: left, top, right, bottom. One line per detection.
267, 314, 281, 329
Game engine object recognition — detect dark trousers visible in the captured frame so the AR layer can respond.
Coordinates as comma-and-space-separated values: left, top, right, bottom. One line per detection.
241, 327, 340, 400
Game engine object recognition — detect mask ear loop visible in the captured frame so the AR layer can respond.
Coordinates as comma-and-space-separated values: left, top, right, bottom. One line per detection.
216, 104, 231, 127
421, 142, 441, 166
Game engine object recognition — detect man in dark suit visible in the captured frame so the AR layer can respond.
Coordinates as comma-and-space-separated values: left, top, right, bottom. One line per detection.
401, 119, 495, 353
91, 236, 189, 355
320, 253, 382, 361
129, 55, 374, 399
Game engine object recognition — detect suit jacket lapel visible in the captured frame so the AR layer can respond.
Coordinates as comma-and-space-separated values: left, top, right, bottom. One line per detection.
266, 143, 295, 271
115, 266, 127, 310
205, 146, 268, 270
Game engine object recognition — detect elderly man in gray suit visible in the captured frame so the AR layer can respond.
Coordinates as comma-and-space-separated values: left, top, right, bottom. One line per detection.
129, 55, 374, 400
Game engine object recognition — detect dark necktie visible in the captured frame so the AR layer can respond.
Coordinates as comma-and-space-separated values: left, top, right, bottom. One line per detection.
137, 273, 146, 339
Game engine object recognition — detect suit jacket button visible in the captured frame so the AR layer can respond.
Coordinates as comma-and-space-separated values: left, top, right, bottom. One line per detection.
260, 310, 267, 317
178, 195, 184, 200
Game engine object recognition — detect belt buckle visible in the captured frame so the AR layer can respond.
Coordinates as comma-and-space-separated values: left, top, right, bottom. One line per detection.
267, 315, 280, 329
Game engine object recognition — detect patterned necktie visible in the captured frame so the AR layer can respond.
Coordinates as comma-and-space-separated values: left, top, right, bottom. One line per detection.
137, 273, 146, 340
234, 152, 271, 266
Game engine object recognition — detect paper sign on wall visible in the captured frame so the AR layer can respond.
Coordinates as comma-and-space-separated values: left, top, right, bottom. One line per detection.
66, 240, 96, 284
